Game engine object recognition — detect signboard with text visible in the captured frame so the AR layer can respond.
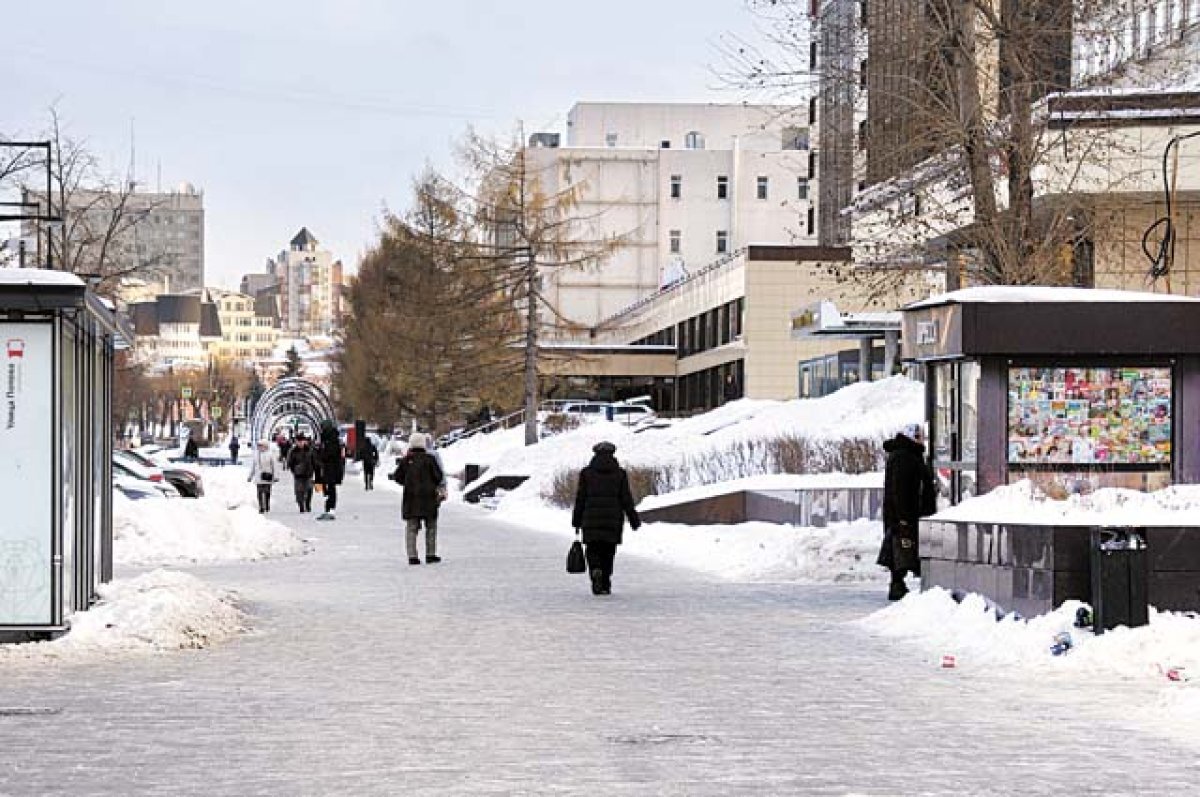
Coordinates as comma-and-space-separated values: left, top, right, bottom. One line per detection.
0, 323, 53, 625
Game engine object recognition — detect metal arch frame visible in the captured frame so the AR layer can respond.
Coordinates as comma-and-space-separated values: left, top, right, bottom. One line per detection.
249, 377, 336, 444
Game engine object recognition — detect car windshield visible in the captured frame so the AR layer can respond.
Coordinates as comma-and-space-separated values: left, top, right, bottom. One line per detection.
119, 450, 158, 468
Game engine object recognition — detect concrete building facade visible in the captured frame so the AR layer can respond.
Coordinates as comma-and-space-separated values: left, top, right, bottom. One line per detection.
199, 287, 280, 363
526, 103, 816, 333
264, 228, 344, 337
127, 292, 222, 371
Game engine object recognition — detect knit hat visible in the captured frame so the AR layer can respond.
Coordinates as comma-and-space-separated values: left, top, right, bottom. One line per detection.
408, 432, 428, 450
592, 441, 617, 455
902, 423, 923, 441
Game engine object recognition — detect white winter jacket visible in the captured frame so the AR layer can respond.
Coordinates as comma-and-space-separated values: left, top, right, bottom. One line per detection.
249, 448, 278, 485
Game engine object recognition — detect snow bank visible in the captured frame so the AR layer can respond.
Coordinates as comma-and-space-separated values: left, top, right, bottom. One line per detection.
455, 376, 922, 508
489, 495, 886, 584
933, 479, 1200, 526
114, 465, 308, 566
858, 589, 1200, 739
0, 570, 245, 663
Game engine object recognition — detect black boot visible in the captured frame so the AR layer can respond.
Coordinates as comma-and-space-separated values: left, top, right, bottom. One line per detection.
887, 574, 909, 601
591, 568, 605, 596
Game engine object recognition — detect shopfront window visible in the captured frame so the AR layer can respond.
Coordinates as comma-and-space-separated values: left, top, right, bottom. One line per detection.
931, 361, 980, 504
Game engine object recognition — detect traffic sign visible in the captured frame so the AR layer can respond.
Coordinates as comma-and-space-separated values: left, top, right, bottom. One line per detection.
181, 386, 193, 399
212, 406, 223, 418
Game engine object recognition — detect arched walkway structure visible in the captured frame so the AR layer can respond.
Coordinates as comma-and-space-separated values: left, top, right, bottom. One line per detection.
249, 377, 337, 444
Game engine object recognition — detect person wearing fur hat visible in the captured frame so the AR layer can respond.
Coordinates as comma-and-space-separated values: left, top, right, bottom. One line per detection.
571, 440, 642, 596
392, 432, 445, 565
878, 423, 937, 600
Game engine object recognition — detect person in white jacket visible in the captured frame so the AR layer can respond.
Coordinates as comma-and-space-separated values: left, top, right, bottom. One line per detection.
247, 439, 278, 513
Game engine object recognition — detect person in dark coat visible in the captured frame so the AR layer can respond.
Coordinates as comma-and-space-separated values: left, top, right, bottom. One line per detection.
183, 434, 200, 461
572, 441, 642, 595
315, 420, 345, 520
228, 434, 240, 465
878, 423, 937, 601
360, 438, 380, 491
287, 436, 316, 513
393, 432, 444, 565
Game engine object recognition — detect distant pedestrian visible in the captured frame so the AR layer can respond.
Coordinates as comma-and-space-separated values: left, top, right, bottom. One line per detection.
571, 440, 641, 596
287, 435, 316, 513
277, 433, 292, 463
315, 420, 345, 520
228, 434, 240, 465
247, 439, 277, 513
360, 437, 379, 490
183, 434, 200, 461
878, 423, 937, 601
393, 432, 444, 565
723, 373, 740, 403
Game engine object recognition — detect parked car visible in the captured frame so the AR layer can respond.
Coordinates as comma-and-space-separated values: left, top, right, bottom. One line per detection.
112, 458, 180, 498
114, 475, 167, 501
120, 448, 204, 497
558, 399, 657, 426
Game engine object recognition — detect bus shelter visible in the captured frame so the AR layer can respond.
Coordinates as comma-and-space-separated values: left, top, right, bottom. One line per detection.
0, 270, 131, 638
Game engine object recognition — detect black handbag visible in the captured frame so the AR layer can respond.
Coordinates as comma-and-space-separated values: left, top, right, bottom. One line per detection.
261, 472, 274, 483
566, 537, 586, 574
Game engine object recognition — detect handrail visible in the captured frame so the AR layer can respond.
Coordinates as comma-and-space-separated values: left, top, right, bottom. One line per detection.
594, 247, 748, 330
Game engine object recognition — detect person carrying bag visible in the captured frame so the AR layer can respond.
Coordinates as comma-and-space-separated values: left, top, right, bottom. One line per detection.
247, 439, 277, 513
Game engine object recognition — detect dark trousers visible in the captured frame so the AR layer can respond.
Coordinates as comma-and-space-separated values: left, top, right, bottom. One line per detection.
324, 483, 338, 512
294, 478, 313, 512
585, 542, 617, 580
230, 449, 239, 464
256, 483, 272, 512
363, 467, 375, 490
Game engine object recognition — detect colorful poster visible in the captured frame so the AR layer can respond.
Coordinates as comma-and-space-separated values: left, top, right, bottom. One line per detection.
1007, 366, 1171, 466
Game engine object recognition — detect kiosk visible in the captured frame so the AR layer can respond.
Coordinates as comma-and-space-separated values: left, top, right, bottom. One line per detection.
0, 270, 131, 638
902, 287, 1200, 616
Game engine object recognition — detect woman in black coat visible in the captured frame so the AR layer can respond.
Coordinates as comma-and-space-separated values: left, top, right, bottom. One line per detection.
572, 441, 641, 595
314, 420, 345, 520
878, 423, 937, 600
393, 432, 444, 565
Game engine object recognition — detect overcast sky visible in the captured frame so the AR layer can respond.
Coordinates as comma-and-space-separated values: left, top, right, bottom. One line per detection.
0, 1, 767, 288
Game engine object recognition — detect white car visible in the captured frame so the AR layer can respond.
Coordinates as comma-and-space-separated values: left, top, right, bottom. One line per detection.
112, 459, 179, 498
114, 475, 166, 501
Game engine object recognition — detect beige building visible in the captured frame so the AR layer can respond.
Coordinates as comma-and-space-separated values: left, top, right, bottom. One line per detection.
264, 228, 344, 337
550, 245, 928, 412
199, 287, 280, 364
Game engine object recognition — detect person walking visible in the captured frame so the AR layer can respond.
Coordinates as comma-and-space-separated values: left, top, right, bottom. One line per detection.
247, 439, 277, 513
722, 373, 740, 404
183, 433, 200, 461
878, 423, 937, 601
277, 433, 292, 463
287, 435, 316, 513
228, 434, 241, 465
393, 432, 444, 565
360, 437, 379, 491
571, 441, 642, 596
315, 419, 345, 520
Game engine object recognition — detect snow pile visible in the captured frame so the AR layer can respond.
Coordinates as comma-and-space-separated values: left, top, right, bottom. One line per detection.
114, 465, 308, 565
934, 480, 1200, 526
859, 589, 1200, 734
638, 472, 882, 512
450, 376, 922, 507
0, 570, 245, 663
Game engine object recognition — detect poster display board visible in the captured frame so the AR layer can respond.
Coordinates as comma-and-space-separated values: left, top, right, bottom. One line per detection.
1007, 366, 1172, 465
0, 323, 53, 624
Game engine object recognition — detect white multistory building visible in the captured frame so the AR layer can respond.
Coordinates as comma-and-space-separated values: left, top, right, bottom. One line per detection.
264, 228, 344, 337
525, 103, 816, 332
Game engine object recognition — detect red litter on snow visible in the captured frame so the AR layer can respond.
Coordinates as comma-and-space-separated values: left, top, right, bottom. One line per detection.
941, 655, 957, 669
1166, 666, 1189, 682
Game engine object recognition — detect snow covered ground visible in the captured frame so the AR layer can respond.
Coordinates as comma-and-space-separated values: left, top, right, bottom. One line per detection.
934, 478, 1200, 525
0, 570, 244, 664
114, 462, 309, 566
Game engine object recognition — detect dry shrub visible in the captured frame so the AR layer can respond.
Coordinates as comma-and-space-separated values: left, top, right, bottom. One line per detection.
543, 468, 579, 508
625, 466, 660, 504
540, 413, 583, 437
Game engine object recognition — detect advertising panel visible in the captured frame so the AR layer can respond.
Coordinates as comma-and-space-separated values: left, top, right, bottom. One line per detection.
0, 323, 53, 624
1007, 366, 1172, 466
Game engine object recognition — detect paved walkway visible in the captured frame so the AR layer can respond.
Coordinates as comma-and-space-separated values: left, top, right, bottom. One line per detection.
1, 477, 1197, 796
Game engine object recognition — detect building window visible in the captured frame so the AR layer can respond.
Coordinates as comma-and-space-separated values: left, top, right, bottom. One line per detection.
809, 41, 818, 70
716, 176, 729, 199
858, 119, 868, 150
808, 151, 818, 179
605, 132, 618, 147
808, 97, 818, 124
860, 59, 868, 89
669, 230, 681, 254
670, 175, 682, 199
782, 126, 809, 150
806, 207, 815, 236
756, 176, 769, 200
716, 230, 729, 254
860, 0, 868, 25
797, 177, 809, 200
684, 131, 706, 150
661, 140, 671, 149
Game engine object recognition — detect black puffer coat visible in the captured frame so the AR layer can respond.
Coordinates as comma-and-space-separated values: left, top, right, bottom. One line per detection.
571, 451, 641, 545
395, 450, 443, 520
879, 433, 936, 574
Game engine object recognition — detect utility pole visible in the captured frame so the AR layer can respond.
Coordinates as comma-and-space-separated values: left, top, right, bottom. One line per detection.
523, 245, 539, 446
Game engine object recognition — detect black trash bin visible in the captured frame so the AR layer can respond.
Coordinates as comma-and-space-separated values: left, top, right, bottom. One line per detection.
463, 464, 482, 502
1089, 527, 1149, 633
